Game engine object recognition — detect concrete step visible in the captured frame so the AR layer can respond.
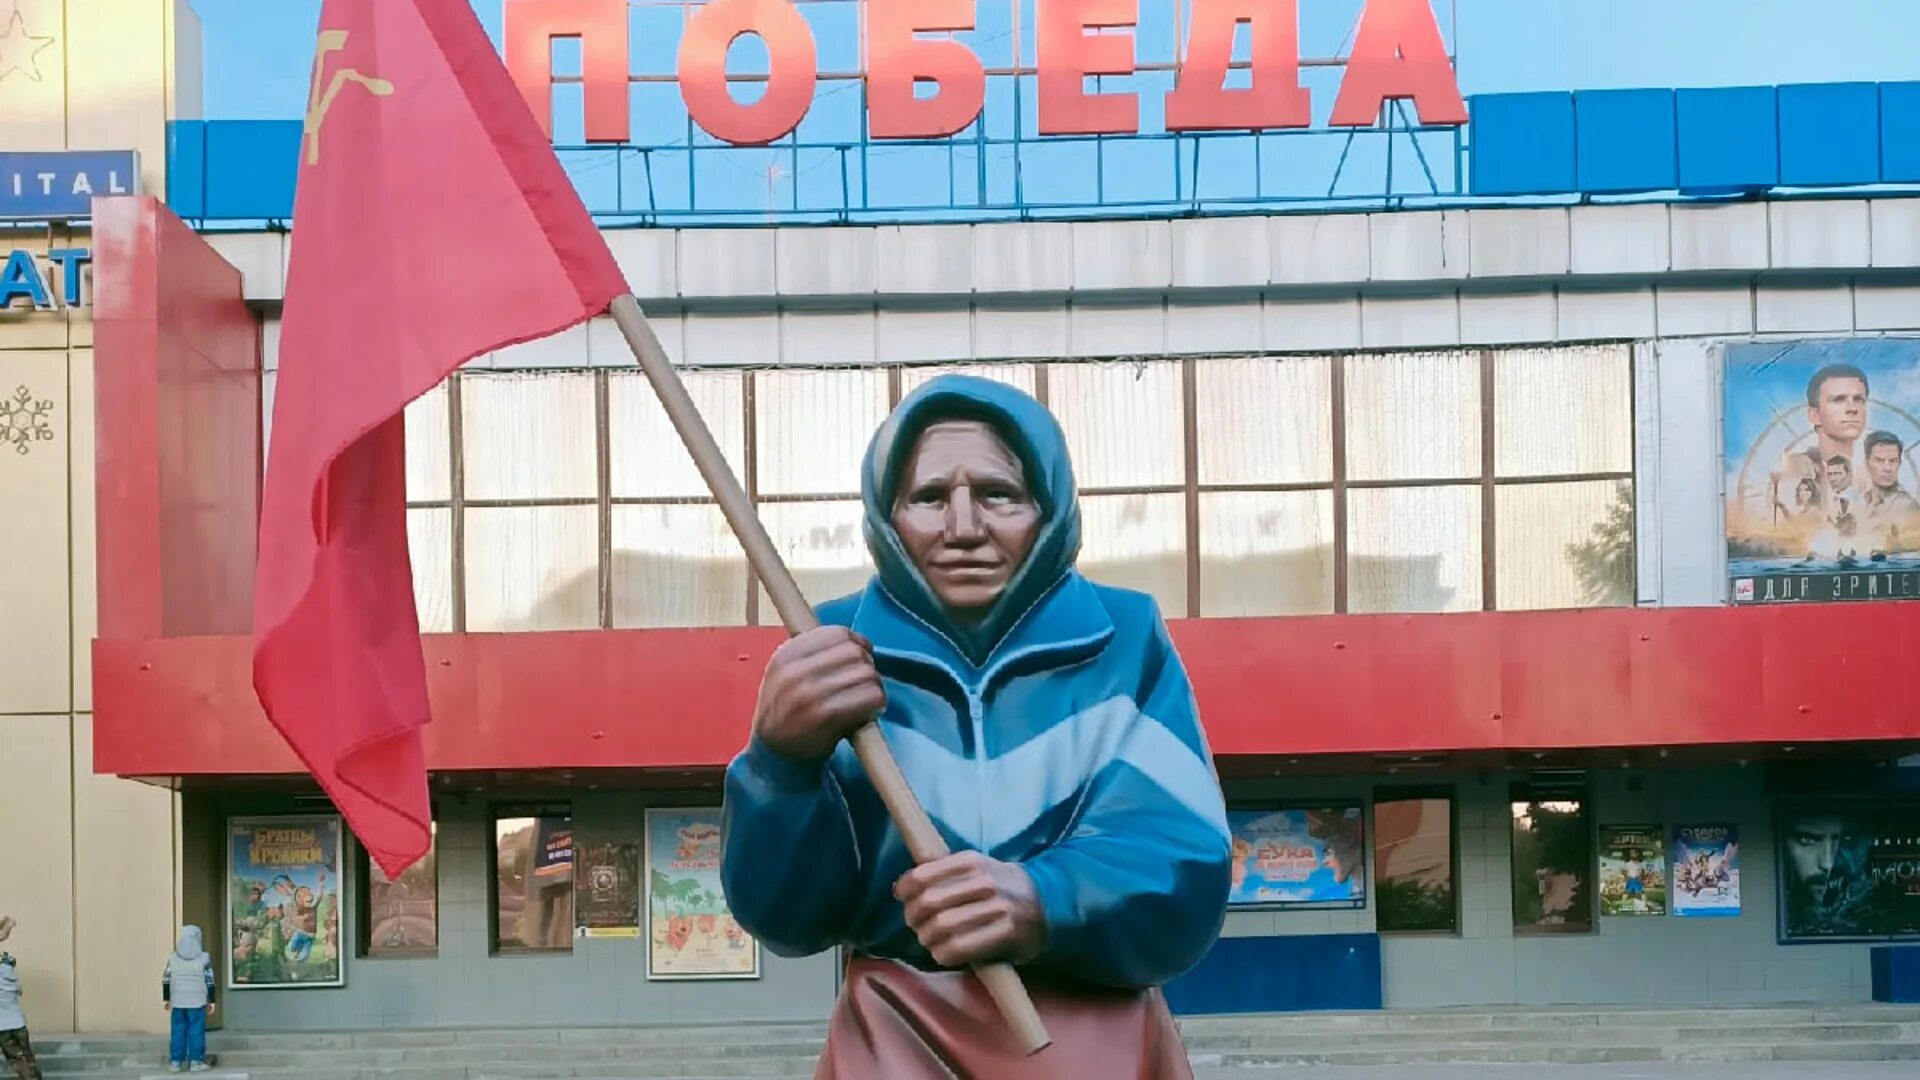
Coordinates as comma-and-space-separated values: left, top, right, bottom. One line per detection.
30, 1005, 1920, 1078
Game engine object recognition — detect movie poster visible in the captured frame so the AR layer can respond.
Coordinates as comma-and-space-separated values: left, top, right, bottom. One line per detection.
1227, 807, 1366, 908
576, 842, 641, 938
1725, 338, 1920, 604
226, 816, 344, 989
644, 809, 759, 979
1598, 825, 1667, 917
1781, 804, 1920, 941
1671, 825, 1741, 918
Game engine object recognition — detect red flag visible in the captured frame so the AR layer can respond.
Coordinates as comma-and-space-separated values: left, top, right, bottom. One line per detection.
255, 0, 625, 875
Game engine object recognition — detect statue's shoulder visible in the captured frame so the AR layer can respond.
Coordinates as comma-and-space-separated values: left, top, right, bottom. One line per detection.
814, 588, 868, 629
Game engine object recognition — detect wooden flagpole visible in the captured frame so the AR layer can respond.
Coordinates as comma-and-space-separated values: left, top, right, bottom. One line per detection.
609, 294, 1052, 1055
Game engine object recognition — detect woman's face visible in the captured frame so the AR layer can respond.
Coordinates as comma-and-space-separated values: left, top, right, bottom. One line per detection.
891, 420, 1041, 614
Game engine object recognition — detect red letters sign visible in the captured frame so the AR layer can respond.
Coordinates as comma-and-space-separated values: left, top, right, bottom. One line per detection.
504, 0, 1465, 146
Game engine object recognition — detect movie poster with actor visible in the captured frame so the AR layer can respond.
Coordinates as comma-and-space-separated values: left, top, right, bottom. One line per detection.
1227, 807, 1367, 909
1726, 338, 1920, 604
1671, 825, 1741, 918
227, 816, 345, 988
1781, 805, 1920, 941
644, 809, 759, 979
1599, 825, 1667, 917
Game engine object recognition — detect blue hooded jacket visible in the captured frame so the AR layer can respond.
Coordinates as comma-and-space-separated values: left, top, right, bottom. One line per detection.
720, 375, 1231, 990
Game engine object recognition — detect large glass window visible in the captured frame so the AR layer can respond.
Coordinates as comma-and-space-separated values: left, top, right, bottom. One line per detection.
492, 808, 574, 953
1510, 787, 1594, 934
406, 345, 1634, 628
1373, 791, 1457, 934
359, 823, 438, 957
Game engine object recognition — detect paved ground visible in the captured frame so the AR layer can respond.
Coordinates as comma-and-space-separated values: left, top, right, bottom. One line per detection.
109, 1064, 1920, 1080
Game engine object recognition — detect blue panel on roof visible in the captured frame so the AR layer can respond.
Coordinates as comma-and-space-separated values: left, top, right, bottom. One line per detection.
1779, 83, 1880, 187
1883, 82, 1920, 183
1676, 87, 1779, 192
1574, 89, 1678, 193
202, 120, 301, 220
165, 121, 207, 219
1467, 92, 1575, 196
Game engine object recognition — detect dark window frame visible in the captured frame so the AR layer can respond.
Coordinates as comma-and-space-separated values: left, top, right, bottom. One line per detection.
488, 802, 576, 956
355, 818, 440, 960
1371, 786, 1461, 936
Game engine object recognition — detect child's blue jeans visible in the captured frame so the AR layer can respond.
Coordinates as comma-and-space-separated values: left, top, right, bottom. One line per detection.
169, 1006, 207, 1064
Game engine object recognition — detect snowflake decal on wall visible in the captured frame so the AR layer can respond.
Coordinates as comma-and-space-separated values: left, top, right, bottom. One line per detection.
1, 384, 55, 455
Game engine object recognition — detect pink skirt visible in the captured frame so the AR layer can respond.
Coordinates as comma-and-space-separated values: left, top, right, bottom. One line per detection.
815, 956, 1194, 1080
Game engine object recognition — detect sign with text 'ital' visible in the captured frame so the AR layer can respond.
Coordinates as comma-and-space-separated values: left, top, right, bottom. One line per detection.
504, 0, 1466, 146
0, 151, 136, 220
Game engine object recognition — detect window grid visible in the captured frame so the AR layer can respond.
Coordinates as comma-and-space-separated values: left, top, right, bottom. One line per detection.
414, 346, 1635, 628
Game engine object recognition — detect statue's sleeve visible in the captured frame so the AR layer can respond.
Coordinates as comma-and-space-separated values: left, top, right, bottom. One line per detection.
1019, 609, 1232, 989
720, 737, 863, 957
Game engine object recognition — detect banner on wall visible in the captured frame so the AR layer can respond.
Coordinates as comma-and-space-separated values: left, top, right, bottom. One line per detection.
1671, 825, 1742, 918
644, 809, 759, 979
1227, 807, 1366, 909
577, 842, 642, 938
226, 816, 345, 989
1781, 804, 1920, 941
1725, 338, 1920, 604
1598, 825, 1668, 917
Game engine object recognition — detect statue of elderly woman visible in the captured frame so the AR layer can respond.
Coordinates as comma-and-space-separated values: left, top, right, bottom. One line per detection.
722, 375, 1231, 1077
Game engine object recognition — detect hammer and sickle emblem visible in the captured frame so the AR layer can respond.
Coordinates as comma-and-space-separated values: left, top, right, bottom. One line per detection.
303, 29, 394, 165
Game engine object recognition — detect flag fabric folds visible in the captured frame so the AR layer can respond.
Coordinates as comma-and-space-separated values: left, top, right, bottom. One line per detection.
254, 0, 626, 875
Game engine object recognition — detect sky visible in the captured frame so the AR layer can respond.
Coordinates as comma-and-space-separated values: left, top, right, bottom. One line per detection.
183, 1, 1920, 218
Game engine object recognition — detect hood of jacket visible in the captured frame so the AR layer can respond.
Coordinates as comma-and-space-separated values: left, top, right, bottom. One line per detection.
175, 925, 205, 962
860, 374, 1082, 666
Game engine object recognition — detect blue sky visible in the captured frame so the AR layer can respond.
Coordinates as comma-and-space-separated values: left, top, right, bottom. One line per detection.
185, 1, 1920, 216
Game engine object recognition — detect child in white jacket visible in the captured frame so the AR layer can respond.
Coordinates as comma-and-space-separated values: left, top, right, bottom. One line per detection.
0, 916, 40, 1080
161, 926, 217, 1073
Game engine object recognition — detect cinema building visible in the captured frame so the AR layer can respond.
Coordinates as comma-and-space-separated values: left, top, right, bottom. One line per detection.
5, 0, 1920, 1035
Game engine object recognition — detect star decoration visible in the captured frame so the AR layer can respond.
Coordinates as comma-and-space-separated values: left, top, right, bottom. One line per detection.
0, 5, 55, 84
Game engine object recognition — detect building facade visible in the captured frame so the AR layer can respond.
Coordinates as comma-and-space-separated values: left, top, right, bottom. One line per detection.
0, 0, 202, 1036
7, 0, 1920, 1035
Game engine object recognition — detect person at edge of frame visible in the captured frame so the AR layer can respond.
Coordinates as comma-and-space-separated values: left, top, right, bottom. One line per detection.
0, 917, 41, 1080
721, 374, 1232, 1078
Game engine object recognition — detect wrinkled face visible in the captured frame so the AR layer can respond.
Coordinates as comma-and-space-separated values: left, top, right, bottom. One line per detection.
891, 420, 1041, 615
1809, 377, 1868, 443
1869, 443, 1902, 490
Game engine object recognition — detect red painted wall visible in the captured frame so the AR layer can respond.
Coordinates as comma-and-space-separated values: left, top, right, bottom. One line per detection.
93, 196, 260, 641
91, 602, 1920, 778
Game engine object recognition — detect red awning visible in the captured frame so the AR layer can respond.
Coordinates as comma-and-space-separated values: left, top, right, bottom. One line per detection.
92, 602, 1920, 778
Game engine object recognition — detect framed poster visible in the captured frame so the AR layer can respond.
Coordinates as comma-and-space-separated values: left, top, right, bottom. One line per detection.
577, 842, 641, 939
1226, 806, 1366, 909
1598, 825, 1667, 917
1725, 338, 1920, 604
1780, 804, 1920, 941
226, 816, 345, 989
644, 809, 759, 980
1671, 825, 1741, 918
